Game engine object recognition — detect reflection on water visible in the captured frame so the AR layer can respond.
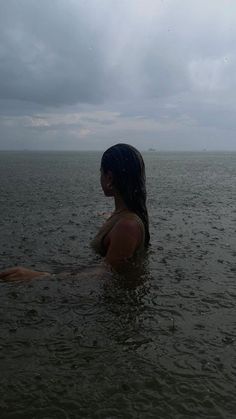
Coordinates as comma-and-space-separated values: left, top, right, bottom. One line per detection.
0, 151, 236, 418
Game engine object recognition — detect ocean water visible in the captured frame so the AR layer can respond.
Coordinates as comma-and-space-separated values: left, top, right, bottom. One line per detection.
0, 151, 235, 419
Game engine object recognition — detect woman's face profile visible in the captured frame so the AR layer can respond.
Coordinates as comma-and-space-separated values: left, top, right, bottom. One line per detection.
100, 167, 114, 197
100, 167, 106, 193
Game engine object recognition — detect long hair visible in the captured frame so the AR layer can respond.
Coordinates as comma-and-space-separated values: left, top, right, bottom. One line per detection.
101, 143, 150, 246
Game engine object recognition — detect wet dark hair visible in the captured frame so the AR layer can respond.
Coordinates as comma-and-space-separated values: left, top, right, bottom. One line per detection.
101, 143, 150, 246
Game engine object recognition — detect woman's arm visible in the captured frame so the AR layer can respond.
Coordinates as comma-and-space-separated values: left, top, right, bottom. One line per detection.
0, 219, 142, 280
0, 267, 50, 281
0, 264, 112, 281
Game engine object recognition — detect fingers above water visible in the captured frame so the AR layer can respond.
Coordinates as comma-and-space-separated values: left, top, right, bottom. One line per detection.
0, 267, 20, 278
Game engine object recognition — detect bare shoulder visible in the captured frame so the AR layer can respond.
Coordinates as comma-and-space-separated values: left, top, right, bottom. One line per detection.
111, 215, 143, 241
116, 215, 141, 230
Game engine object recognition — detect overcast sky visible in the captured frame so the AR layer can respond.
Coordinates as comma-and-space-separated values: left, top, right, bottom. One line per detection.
0, 0, 235, 150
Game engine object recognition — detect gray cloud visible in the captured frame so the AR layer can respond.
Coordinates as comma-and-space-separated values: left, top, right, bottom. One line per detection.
0, 0, 110, 105
0, 0, 236, 150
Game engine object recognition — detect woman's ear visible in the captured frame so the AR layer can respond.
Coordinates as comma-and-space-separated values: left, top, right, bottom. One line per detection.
106, 170, 113, 185
101, 169, 114, 196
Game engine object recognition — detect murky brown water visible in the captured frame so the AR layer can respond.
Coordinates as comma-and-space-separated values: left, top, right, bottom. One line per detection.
0, 151, 235, 418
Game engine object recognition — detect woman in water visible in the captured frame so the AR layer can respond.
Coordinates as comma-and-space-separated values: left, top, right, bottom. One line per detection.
0, 143, 150, 280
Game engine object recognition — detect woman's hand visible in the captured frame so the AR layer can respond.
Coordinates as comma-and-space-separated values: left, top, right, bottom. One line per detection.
0, 266, 50, 281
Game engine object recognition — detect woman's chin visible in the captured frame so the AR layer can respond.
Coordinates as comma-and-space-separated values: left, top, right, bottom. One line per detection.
103, 190, 114, 197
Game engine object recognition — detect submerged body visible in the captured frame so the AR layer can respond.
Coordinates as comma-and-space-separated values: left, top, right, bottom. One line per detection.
0, 144, 149, 280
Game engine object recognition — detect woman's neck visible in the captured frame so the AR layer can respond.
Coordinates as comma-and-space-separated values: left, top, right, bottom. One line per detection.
114, 194, 127, 212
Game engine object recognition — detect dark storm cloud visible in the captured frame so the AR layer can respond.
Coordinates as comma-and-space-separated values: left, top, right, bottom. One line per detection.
2, 0, 229, 108
0, 0, 111, 106
1, 0, 235, 107
0, 0, 236, 150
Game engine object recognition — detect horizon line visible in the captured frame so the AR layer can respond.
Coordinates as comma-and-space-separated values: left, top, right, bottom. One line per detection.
0, 148, 236, 153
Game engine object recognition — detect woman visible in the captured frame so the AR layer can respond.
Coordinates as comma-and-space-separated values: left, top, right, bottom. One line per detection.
0, 144, 150, 280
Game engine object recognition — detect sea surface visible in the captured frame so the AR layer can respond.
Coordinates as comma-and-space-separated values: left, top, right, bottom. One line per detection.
0, 151, 235, 419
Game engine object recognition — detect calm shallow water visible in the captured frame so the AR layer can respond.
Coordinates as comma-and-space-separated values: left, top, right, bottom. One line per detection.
0, 151, 236, 418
